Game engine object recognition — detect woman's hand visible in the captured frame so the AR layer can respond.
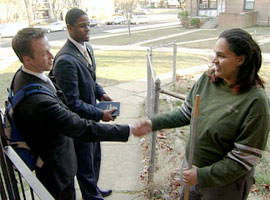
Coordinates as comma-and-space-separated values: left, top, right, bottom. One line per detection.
182, 165, 199, 186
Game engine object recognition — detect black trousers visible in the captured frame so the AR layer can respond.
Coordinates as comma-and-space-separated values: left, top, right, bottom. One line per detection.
74, 139, 103, 200
36, 167, 75, 200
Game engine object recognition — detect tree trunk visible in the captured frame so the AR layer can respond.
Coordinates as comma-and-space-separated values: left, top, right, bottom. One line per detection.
23, 0, 34, 26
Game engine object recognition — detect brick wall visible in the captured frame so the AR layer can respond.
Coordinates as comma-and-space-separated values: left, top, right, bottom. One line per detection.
225, 0, 269, 26
185, 0, 199, 16
218, 11, 258, 28
254, 0, 270, 25
225, 0, 244, 13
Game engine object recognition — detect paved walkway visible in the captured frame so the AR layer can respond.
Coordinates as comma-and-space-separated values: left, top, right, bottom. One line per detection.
89, 79, 148, 200
72, 75, 173, 200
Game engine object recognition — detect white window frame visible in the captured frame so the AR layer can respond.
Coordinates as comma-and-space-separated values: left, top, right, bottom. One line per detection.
244, 0, 255, 10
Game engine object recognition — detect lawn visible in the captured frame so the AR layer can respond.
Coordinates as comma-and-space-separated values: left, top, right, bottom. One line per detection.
90, 27, 186, 46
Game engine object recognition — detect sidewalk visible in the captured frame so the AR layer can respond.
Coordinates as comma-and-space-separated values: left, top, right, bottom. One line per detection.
75, 79, 148, 200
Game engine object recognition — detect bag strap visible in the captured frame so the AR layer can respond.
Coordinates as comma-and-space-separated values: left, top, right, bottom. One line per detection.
7, 67, 56, 109
11, 83, 56, 109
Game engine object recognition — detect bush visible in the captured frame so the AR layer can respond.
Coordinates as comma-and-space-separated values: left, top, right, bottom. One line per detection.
190, 18, 200, 28
178, 11, 189, 28
177, 11, 189, 19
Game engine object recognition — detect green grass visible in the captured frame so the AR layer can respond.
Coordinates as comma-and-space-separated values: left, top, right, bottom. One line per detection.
253, 136, 270, 196
143, 27, 270, 52
0, 61, 20, 110
90, 27, 186, 46
90, 26, 270, 53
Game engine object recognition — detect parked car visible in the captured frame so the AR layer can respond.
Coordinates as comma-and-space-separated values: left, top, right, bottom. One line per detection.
130, 15, 150, 24
105, 16, 127, 25
39, 21, 67, 33
90, 19, 99, 27
134, 9, 152, 15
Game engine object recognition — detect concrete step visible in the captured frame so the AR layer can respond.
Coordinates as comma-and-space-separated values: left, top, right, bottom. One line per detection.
201, 17, 219, 29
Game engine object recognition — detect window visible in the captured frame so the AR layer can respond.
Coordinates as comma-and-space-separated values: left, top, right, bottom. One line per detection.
244, 0, 255, 10
199, 0, 217, 9
42, 11, 49, 19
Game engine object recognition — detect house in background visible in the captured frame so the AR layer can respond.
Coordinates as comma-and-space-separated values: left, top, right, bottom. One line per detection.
137, 0, 180, 8
81, 0, 115, 19
15, 0, 115, 24
185, 0, 270, 28
167, 0, 180, 8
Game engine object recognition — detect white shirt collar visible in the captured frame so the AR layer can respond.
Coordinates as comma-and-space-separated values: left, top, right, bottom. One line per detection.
21, 65, 47, 82
68, 35, 87, 55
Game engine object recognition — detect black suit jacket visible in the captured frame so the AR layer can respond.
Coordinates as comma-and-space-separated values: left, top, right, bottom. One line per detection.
12, 69, 129, 194
52, 40, 105, 122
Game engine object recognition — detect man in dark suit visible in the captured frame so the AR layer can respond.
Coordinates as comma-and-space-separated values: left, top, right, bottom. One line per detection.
51, 8, 116, 200
11, 27, 148, 200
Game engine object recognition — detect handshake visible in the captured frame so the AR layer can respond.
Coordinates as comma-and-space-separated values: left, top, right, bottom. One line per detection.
130, 118, 153, 137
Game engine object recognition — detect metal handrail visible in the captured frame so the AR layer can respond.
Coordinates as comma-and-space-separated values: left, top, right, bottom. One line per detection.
4, 146, 54, 200
0, 111, 54, 200
147, 53, 155, 81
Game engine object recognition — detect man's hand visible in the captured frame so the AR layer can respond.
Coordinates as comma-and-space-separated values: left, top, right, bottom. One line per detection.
102, 107, 117, 122
101, 94, 112, 101
182, 165, 198, 186
131, 118, 152, 137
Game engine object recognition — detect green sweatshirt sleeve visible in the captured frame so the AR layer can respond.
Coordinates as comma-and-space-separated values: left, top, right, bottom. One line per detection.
151, 75, 202, 131
151, 108, 190, 131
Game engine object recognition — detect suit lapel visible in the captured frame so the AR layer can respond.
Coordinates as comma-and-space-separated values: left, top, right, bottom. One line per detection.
58, 40, 96, 80
67, 41, 95, 72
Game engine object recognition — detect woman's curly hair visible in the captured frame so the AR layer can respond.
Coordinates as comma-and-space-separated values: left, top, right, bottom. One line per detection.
207, 28, 264, 94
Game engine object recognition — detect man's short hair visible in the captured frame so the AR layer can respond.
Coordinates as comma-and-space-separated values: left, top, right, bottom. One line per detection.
12, 27, 45, 63
65, 8, 87, 27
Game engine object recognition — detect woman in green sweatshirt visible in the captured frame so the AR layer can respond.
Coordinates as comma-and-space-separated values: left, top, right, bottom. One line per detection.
133, 28, 270, 200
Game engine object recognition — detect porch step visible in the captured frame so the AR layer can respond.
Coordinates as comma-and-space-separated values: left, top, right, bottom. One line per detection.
201, 17, 219, 29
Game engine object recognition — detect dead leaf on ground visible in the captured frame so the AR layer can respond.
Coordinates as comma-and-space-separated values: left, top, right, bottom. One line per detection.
262, 184, 270, 190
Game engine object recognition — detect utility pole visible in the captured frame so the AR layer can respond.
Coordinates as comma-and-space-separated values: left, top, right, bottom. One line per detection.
190, 0, 192, 16
127, 12, 131, 36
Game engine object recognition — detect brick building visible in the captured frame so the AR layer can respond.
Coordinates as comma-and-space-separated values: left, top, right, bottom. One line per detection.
185, 0, 270, 28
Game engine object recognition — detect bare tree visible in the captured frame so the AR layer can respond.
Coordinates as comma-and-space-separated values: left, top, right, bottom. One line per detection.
48, 0, 69, 21
177, 0, 185, 10
115, 0, 138, 17
1, 0, 23, 23
23, 0, 34, 26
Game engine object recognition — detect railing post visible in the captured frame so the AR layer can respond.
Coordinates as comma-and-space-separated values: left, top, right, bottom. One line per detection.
0, 113, 20, 200
148, 78, 160, 185
172, 42, 177, 84
146, 47, 153, 117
